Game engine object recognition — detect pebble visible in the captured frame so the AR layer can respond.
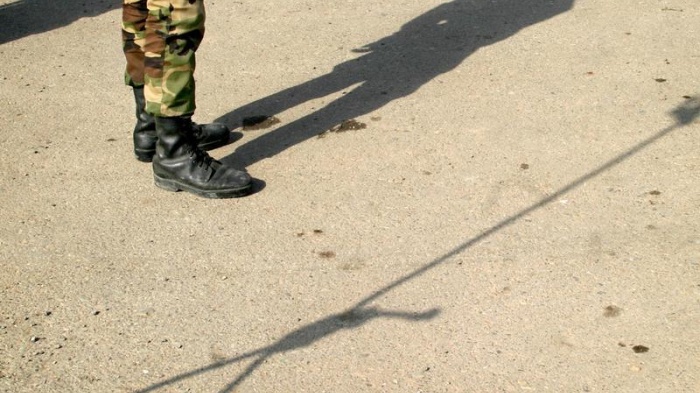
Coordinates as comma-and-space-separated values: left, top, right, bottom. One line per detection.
30, 336, 39, 342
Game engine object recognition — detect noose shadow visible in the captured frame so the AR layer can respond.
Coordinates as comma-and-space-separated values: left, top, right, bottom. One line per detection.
0, 0, 118, 45
218, 0, 575, 168
137, 97, 699, 392
135, 306, 441, 393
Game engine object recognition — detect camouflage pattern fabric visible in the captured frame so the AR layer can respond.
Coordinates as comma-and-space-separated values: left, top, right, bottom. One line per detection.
122, 0, 205, 117
122, 0, 148, 87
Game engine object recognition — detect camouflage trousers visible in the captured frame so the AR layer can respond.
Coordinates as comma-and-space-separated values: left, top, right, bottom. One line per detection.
122, 0, 205, 117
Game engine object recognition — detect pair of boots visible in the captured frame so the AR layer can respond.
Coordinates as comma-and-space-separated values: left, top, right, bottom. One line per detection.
131, 86, 252, 198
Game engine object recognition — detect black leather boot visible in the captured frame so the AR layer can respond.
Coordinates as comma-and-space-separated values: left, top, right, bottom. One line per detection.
131, 86, 231, 162
132, 86, 157, 162
152, 116, 253, 198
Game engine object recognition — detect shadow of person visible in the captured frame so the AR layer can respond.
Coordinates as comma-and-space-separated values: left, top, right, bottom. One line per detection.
0, 0, 118, 45
218, 0, 575, 168
136, 94, 698, 392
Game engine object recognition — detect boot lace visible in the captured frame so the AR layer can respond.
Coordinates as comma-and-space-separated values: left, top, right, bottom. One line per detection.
186, 145, 215, 170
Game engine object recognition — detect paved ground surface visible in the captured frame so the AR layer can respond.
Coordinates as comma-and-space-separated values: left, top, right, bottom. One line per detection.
1, 0, 699, 392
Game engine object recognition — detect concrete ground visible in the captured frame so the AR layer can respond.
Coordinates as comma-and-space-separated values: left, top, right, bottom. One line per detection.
1, 0, 698, 392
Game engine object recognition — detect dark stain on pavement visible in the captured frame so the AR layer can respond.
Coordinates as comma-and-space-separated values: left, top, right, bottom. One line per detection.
242, 115, 281, 131
297, 229, 324, 237
603, 305, 622, 317
632, 345, 649, 353
318, 119, 367, 138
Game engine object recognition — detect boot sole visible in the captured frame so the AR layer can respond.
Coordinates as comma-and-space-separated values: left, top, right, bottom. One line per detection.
154, 175, 253, 199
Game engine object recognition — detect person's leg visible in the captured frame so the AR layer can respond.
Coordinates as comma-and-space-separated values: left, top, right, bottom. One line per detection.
122, 0, 158, 161
122, 0, 229, 162
122, 0, 148, 87
144, 0, 252, 198
143, 0, 203, 118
